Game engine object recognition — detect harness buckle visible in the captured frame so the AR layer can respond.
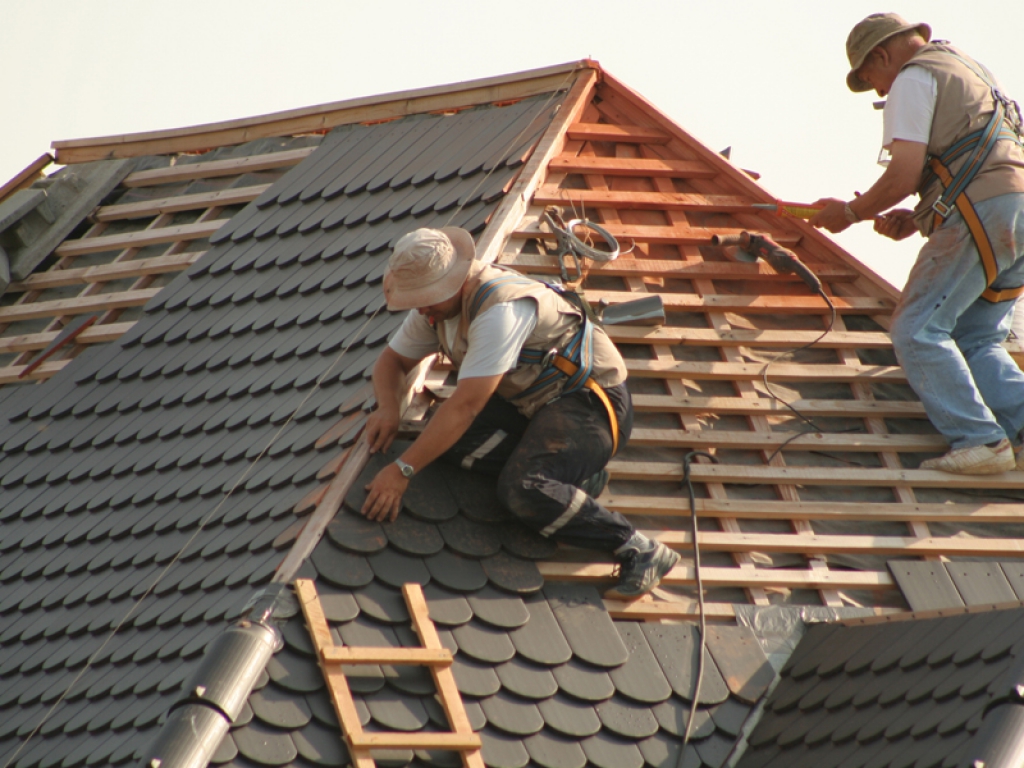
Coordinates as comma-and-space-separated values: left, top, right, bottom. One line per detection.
540, 348, 560, 368
931, 199, 954, 219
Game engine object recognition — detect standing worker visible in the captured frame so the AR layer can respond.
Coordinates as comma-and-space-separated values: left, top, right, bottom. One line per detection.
809, 13, 1024, 474
360, 227, 679, 598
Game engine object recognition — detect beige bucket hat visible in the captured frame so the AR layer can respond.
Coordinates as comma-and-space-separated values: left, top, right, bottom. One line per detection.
846, 12, 931, 92
383, 227, 476, 311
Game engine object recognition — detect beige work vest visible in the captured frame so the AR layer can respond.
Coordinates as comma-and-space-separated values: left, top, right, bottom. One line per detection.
440, 264, 627, 417
904, 43, 1024, 234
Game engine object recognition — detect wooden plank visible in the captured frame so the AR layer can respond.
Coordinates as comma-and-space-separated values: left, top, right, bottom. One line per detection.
608, 460, 1024, 489
631, 394, 927, 418
629, 427, 945, 452
55, 220, 226, 257
349, 733, 483, 750
623, 358, 905, 382
276, 356, 438, 584
507, 252, 860, 282
18, 314, 96, 378
0, 360, 69, 384
295, 578, 371, 767
94, 184, 271, 221
605, 326, 890, 348
121, 150, 314, 188
0, 153, 53, 203
566, 123, 671, 144
539, 561, 894, 589
321, 647, 453, 665
604, 495, 1024, 524
0, 289, 160, 324
604, 598, 735, 620
583, 288, 893, 314
404, 584, 484, 766
475, 69, 597, 265
8, 251, 201, 291
53, 63, 591, 163
548, 154, 717, 178
535, 185, 756, 213
652, 530, 1024, 558
513, 223, 801, 247
0, 322, 134, 354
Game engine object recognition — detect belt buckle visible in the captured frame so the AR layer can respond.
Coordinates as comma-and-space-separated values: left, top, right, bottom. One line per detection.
540, 348, 559, 368
931, 199, 954, 218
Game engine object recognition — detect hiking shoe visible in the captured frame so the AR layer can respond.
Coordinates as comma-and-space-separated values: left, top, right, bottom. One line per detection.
579, 468, 609, 498
919, 438, 1014, 475
605, 537, 680, 600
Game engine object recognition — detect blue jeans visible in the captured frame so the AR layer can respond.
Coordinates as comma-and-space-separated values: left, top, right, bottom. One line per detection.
891, 193, 1024, 450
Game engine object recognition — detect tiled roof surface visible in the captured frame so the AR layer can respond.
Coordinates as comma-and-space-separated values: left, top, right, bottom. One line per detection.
218, 450, 776, 768
0, 92, 564, 768
890, 560, 1024, 611
737, 607, 1024, 768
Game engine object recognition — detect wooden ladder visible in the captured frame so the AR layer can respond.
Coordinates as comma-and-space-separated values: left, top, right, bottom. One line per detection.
295, 579, 484, 768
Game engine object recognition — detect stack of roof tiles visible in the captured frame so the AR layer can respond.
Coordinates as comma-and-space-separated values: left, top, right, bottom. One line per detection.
738, 607, 1024, 768
0, 93, 565, 768
217, 451, 777, 768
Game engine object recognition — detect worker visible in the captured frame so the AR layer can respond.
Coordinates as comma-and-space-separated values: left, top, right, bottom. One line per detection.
809, 13, 1024, 475
359, 227, 679, 599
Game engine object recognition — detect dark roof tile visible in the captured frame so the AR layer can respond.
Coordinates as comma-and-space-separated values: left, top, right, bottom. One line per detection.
509, 594, 572, 666
536, 696, 601, 737
652, 697, 716, 739
479, 730, 530, 768
481, 690, 544, 736
451, 621, 515, 664
422, 583, 472, 627
424, 550, 488, 593
451, 655, 501, 698
495, 657, 558, 701
595, 696, 660, 739
609, 622, 672, 704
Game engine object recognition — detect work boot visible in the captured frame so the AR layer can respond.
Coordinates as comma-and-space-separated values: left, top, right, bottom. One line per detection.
604, 532, 680, 600
919, 438, 1014, 475
579, 468, 609, 498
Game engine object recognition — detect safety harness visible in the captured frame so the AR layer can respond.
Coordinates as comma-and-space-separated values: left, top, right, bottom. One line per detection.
923, 50, 1024, 302
468, 270, 621, 455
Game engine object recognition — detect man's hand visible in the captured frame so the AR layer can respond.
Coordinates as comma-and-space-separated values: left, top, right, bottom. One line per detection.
808, 198, 853, 234
874, 208, 918, 241
362, 462, 409, 522
365, 407, 399, 454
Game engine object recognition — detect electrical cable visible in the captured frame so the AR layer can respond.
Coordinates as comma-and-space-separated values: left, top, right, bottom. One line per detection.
681, 450, 717, 750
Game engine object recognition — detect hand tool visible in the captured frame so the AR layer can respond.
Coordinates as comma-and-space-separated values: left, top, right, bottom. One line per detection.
751, 200, 879, 221
711, 231, 823, 295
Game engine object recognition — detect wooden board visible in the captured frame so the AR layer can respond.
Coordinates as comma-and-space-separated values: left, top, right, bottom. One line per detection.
94, 184, 270, 221
567, 123, 671, 144
0, 289, 161, 324
628, 427, 945, 452
547, 154, 717, 178
55, 220, 225, 257
630, 394, 927, 418
8, 252, 201, 292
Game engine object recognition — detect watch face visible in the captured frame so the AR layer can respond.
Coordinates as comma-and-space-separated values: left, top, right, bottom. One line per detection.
397, 461, 414, 478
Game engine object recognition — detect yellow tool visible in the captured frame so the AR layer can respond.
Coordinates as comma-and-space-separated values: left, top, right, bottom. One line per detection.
752, 200, 879, 221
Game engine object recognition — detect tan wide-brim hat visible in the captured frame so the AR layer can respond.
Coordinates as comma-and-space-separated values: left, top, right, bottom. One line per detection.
846, 12, 931, 92
383, 227, 476, 311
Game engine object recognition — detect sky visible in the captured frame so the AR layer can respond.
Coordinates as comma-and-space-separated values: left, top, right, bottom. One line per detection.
1, 0, 1021, 289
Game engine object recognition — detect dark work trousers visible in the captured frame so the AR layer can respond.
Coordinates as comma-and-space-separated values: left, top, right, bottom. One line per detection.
441, 382, 636, 552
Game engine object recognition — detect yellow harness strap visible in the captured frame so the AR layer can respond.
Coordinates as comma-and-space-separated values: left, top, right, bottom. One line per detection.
550, 355, 620, 456
929, 157, 1024, 303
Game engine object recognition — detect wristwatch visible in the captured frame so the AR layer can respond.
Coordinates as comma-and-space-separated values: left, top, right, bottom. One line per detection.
843, 202, 861, 223
394, 459, 415, 478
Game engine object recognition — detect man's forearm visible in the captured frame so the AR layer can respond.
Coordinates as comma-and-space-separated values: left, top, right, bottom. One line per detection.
371, 350, 408, 417
399, 397, 480, 471
849, 165, 917, 220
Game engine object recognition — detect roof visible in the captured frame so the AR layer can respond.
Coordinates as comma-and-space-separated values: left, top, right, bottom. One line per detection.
737, 606, 1024, 768
1, 60, 1024, 768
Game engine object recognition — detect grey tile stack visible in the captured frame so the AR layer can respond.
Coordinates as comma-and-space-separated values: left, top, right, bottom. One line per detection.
218, 454, 776, 768
0, 93, 564, 768
737, 607, 1024, 768
890, 560, 1024, 611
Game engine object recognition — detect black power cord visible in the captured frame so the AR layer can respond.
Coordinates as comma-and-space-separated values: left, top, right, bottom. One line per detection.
681, 450, 718, 749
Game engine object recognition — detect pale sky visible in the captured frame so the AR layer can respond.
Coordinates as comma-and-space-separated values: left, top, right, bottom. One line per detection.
2, 1, 1021, 289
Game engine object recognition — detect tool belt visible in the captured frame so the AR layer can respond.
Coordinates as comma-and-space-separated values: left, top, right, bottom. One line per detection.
470, 272, 621, 455
924, 52, 1024, 303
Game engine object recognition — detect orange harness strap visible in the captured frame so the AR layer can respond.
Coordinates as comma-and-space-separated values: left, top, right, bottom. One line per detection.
929, 157, 1024, 303
550, 356, 620, 456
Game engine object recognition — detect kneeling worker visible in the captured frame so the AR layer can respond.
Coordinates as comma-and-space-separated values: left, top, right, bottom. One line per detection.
360, 227, 679, 599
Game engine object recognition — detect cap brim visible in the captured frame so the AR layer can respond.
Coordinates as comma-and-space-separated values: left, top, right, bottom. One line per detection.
846, 22, 931, 93
383, 227, 476, 311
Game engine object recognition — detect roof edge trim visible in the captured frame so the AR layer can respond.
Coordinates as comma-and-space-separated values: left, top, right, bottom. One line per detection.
839, 598, 1024, 626
51, 61, 600, 165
